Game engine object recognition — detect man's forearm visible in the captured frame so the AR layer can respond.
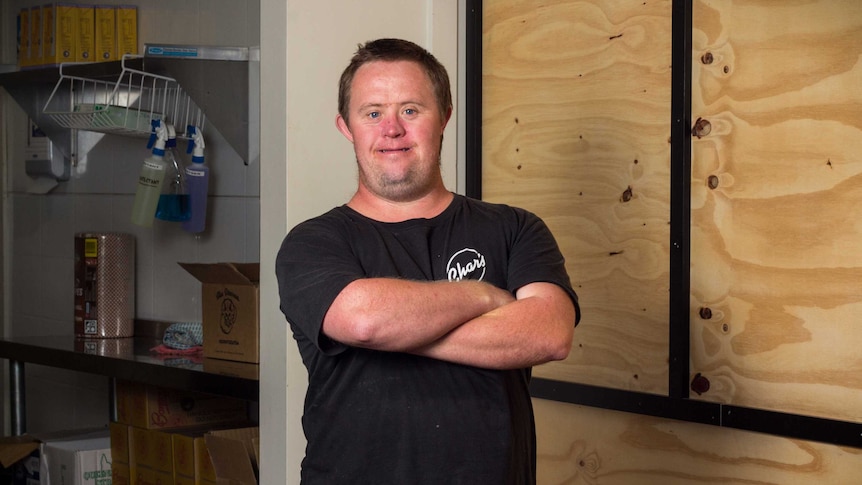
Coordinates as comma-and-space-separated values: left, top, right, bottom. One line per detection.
410, 282, 576, 369
322, 277, 515, 351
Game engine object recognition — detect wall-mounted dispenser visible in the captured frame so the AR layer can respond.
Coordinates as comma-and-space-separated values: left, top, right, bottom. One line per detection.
24, 118, 70, 194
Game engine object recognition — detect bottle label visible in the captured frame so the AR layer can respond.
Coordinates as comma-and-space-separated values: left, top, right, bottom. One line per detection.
138, 159, 166, 188
138, 175, 160, 188
143, 160, 165, 171
186, 168, 206, 177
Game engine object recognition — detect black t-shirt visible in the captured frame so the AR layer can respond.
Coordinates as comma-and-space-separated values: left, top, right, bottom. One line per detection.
276, 194, 579, 485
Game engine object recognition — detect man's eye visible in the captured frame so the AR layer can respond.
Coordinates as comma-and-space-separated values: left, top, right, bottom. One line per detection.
404, 108, 416, 115
368, 112, 380, 119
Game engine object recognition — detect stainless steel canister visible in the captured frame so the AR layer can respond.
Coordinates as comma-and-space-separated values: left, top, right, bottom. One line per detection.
74, 232, 135, 338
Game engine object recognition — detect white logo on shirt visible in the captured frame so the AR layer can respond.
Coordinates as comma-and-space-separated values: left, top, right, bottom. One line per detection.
447, 248, 486, 282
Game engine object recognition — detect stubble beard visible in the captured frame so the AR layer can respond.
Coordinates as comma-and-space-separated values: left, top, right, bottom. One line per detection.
357, 136, 445, 203
359, 161, 437, 203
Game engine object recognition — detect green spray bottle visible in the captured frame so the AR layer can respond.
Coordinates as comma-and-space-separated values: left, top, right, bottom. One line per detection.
131, 120, 169, 227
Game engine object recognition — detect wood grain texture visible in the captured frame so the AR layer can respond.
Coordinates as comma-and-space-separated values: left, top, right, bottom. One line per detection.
691, 0, 862, 421
482, 0, 673, 393
534, 398, 862, 484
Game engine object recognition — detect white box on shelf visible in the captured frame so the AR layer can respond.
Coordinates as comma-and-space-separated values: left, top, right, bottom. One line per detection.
39, 435, 112, 485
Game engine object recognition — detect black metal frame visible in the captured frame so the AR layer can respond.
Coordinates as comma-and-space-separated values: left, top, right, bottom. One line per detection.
464, 0, 484, 199
464, 0, 862, 449
667, 0, 693, 402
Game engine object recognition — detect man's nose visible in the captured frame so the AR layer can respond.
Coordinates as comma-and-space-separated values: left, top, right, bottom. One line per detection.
382, 116, 406, 137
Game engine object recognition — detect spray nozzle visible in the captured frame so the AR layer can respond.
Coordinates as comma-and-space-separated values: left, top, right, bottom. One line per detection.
147, 120, 169, 152
186, 125, 206, 163
165, 123, 178, 148
147, 119, 162, 148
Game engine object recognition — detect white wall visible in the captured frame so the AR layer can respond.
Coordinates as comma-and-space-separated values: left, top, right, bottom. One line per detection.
259, 1, 461, 482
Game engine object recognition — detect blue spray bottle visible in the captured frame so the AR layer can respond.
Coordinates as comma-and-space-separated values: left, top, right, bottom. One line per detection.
155, 124, 191, 221
182, 126, 209, 233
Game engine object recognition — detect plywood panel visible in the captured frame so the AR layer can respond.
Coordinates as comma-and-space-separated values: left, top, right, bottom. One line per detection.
483, 0, 673, 393
690, 0, 862, 422
534, 398, 862, 484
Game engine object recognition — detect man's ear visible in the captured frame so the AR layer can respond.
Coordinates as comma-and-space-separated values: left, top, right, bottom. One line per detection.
336, 114, 354, 143
440, 107, 453, 131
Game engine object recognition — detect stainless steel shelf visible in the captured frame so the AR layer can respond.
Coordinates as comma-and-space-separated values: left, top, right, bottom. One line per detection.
0, 334, 258, 398
0, 333, 259, 435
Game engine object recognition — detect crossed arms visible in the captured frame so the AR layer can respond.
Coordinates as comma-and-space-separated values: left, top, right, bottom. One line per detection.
322, 278, 577, 370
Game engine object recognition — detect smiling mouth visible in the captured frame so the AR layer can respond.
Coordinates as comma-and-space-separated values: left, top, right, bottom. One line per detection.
379, 148, 411, 153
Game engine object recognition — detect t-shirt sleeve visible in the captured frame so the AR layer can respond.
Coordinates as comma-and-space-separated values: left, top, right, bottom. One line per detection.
275, 216, 362, 354
507, 210, 581, 326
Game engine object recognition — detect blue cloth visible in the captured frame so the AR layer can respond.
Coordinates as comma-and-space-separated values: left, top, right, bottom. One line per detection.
162, 322, 203, 350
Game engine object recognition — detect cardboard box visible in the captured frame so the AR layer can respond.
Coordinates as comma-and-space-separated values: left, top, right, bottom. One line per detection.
110, 422, 254, 485
116, 4, 137, 56
94, 5, 116, 61
203, 357, 260, 381
205, 427, 259, 485
173, 431, 218, 484
180, 263, 260, 364
111, 461, 131, 485
109, 421, 130, 464
40, 436, 112, 485
0, 428, 110, 484
136, 467, 173, 485
109, 421, 134, 484
131, 427, 173, 474
75, 4, 95, 62
116, 380, 250, 430
0, 434, 40, 484
125, 425, 178, 484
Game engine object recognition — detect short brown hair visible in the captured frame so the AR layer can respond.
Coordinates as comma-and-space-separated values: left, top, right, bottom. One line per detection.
338, 38, 452, 124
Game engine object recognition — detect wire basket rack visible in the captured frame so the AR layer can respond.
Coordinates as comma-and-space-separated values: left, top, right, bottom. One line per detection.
42, 55, 206, 138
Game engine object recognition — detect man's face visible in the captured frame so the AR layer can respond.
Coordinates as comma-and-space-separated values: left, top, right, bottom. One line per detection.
336, 60, 451, 203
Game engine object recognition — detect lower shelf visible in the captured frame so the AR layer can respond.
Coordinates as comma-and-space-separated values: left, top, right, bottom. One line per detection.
0, 334, 259, 402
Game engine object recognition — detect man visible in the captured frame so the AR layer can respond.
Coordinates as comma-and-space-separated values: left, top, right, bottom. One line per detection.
276, 38, 579, 484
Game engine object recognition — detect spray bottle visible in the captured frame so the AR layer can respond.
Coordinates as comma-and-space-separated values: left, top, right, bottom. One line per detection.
131, 120, 168, 227
182, 126, 209, 233
155, 124, 191, 221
